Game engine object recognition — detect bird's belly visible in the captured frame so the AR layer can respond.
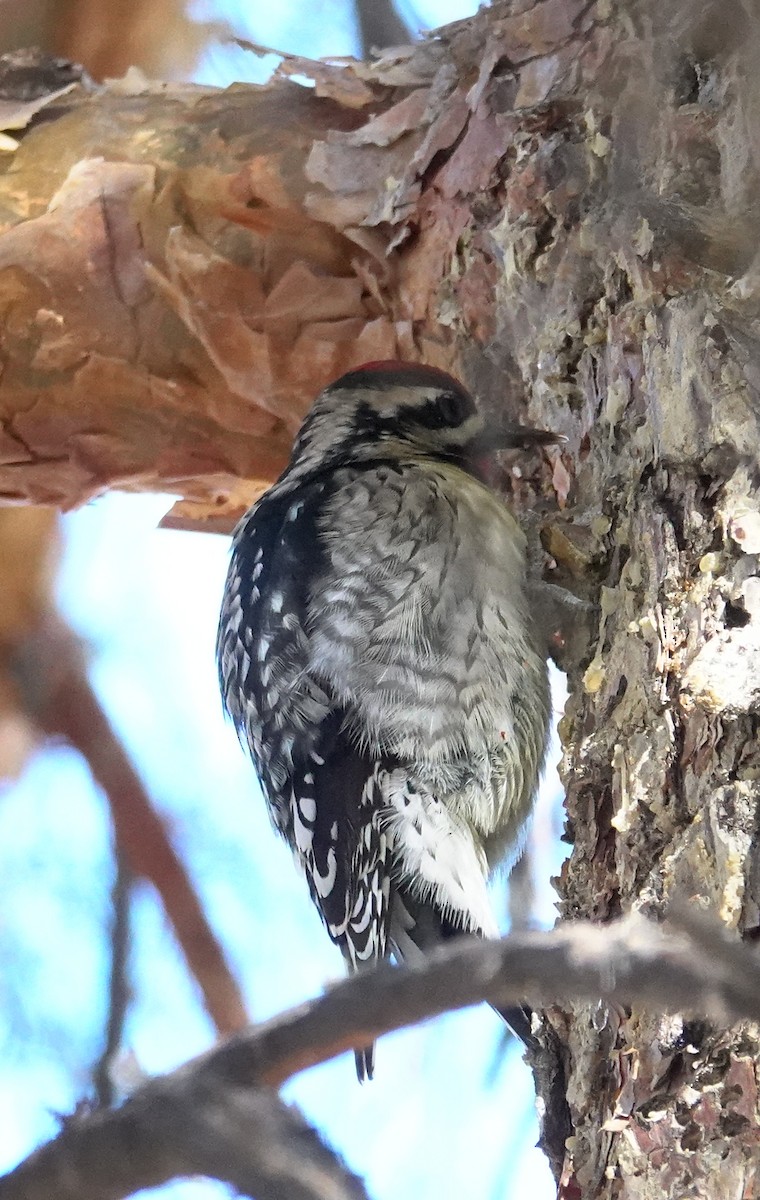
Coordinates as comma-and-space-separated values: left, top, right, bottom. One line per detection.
375, 671, 543, 842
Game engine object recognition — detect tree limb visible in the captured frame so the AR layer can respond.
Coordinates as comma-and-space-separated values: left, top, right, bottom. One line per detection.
2, 1083, 367, 1200
14, 622, 249, 1038
2, 911, 759, 1200
0, 2, 584, 522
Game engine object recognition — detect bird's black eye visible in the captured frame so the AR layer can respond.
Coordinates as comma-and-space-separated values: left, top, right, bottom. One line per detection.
398, 388, 471, 433
436, 392, 463, 426
415, 391, 463, 429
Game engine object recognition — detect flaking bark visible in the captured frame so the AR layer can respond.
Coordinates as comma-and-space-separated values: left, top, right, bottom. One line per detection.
3, 1, 760, 1197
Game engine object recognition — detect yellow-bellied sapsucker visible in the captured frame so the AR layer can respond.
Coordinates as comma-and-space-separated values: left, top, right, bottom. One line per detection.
217, 361, 557, 1078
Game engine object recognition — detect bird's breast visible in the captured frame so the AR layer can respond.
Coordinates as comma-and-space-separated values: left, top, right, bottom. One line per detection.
309, 461, 550, 808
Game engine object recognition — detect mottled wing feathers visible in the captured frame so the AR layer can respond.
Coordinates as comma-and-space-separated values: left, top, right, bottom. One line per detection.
217, 479, 393, 1079
297, 711, 391, 954
217, 480, 330, 826
297, 718, 391, 1081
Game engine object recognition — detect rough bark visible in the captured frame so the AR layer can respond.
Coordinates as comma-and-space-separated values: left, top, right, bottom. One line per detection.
0, 23, 566, 527
3, 1, 760, 1197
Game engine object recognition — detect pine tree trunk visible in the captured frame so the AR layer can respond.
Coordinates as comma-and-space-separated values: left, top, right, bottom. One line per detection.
1, 2, 760, 1196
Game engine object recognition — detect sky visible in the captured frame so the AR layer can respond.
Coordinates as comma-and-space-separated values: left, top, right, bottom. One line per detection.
1, 493, 566, 1200
0, 3, 569, 1198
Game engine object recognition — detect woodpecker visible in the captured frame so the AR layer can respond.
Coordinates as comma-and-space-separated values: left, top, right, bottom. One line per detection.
217, 361, 557, 1078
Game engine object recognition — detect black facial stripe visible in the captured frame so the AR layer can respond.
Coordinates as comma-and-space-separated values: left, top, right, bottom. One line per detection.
405, 394, 468, 429
351, 395, 473, 439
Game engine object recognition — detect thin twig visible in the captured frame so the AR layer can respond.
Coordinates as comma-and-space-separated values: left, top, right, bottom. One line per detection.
93, 846, 132, 1108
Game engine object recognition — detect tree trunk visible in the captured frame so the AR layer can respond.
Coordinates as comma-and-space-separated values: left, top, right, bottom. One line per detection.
2, 2, 760, 1196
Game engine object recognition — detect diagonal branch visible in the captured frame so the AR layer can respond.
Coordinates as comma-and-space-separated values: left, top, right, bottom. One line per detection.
1, 1083, 367, 1200
14, 622, 249, 1038
2, 911, 759, 1200
144, 1080, 368, 1200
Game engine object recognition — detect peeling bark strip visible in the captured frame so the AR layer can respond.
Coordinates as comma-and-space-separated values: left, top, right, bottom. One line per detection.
3, 2, 760, 1197
0, 3, 592, 522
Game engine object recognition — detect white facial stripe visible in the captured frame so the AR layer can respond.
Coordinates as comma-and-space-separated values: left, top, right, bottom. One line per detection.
434, 413, 483, 445
359, 386, 485, 443
367, 385, 442, 417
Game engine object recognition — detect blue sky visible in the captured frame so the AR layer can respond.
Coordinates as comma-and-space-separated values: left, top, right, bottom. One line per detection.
0, 4, 568, 1198
2, 494, 565, 1200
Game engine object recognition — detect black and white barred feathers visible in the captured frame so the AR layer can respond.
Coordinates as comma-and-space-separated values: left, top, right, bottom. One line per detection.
217, 361, 557, 1079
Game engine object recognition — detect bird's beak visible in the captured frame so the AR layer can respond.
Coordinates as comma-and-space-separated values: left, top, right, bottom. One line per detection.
470, 425, 567, 454
501, 426, 567, 450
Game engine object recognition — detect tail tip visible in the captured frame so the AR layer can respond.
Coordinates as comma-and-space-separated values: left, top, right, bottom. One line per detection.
354, 1044, 376, 1082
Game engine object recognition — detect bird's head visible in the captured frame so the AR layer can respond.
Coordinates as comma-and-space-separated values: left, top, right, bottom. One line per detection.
288, 361, 562, 481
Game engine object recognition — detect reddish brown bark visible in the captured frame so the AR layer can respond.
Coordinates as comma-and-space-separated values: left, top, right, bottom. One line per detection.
0, 14, 572, 526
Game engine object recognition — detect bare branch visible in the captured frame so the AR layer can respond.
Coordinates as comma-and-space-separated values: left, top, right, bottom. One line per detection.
2, 913, 759, 1200
143, 1081, 368, 1200
14, 623, 249, 1038
1, 1083, 367, 1200
93, 847, 132, 1108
